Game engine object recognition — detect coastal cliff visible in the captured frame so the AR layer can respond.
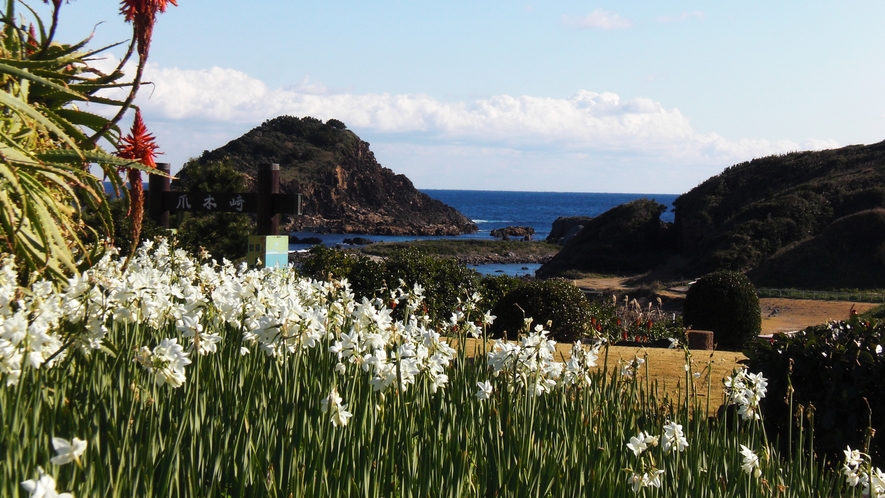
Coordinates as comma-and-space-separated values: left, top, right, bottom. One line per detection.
197, 116, 477, 235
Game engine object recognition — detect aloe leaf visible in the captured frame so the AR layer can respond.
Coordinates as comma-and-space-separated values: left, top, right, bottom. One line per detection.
0, 61, 85, 99
38, 105, 90, 143
35, 148, 131, 168
53, 108, 115, 133
17, 1, 48, 43
0, 90, 82, 154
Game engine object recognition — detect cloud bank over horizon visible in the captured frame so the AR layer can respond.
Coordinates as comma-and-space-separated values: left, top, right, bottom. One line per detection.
120, 63, 840, 193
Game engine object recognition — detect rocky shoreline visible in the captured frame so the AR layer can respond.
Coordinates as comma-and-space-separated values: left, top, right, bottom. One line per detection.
453, 251, 553, 266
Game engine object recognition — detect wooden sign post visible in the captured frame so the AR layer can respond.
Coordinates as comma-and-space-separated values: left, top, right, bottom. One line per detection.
148, 163, 301, 266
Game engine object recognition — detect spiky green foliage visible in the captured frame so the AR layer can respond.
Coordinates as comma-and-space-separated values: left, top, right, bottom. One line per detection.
0, 2, 154, 281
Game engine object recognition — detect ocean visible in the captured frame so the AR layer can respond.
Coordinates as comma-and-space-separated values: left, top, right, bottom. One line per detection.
290, 190, 678, 244
289, 190, 679, 275
423, 190, 677, 241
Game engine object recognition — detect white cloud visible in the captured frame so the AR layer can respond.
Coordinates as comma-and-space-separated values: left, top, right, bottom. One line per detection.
802, 138, 840, 151
127, 64, 841, 192
562, 9, 633, 30
657, 11, 704, 24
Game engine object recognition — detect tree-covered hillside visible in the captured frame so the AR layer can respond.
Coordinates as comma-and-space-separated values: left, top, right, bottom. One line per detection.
674, 140, 885, 278
539, 140, 885, 289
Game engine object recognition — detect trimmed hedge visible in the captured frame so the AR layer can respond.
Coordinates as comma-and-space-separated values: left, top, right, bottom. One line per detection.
682, 270, 761, 351
489, 279, 591, 343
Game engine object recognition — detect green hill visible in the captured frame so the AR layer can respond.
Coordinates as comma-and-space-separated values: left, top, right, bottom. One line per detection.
539, 140, 885, 289
674, 141, 885, 277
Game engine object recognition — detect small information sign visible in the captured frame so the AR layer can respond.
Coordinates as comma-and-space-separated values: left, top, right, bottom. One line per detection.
247, 235, 289, 268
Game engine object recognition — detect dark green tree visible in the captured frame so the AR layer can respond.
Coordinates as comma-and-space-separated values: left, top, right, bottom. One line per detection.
173, 159, 253, 260
489, 279, 592, 343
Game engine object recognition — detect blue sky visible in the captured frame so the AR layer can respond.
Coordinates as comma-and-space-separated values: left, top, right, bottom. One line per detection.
35, 0, 885, 193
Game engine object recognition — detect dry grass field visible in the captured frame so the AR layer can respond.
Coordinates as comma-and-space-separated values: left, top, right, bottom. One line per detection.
572, 276, 878, 333
455, 338, 745, 417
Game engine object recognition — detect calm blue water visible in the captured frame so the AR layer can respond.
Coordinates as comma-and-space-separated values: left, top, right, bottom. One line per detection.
422, 190, 677, 241
290, 190, 677, 245
289, 190, 678, 275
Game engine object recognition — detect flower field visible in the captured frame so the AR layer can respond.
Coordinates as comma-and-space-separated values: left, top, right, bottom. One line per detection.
0, 240, 870, 497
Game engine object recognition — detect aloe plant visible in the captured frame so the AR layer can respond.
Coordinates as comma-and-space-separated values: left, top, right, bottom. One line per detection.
0, 0, 166, 282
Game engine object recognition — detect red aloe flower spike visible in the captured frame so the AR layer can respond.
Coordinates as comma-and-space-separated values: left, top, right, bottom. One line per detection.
117, 109, 161, 251
119, 0, 178, 22
118, 108, 159, 167
119, 0, 178, 57
26, 24, 39, 55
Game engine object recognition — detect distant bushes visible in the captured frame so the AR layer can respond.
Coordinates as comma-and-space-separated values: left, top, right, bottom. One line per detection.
683, 270, 761, 351
476, 274, 524, 316
489, 279, 592, 343
299, 247, 689, 346
299, 245, 384, 297
300, 248, 598, 341
382, 248, 480, 323
300, 246, 477, 324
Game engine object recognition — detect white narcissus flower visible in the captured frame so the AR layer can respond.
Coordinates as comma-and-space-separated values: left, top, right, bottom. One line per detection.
843, 446, 865, 487
20, 466, 73, 498
646, 469, 665, 489
135, 338, 192, 388
476, 380, 493, 400
739, 444, 762, 478
844, 446, 863, 468
321, 387, 353, 428
50, 437, 87, 466
868, 468, 885, 498
626, 431, 659, 457
628, 472, 643, 493
662, 421, 688, 453
628, 469, 665, 493
724, 368, 768, 421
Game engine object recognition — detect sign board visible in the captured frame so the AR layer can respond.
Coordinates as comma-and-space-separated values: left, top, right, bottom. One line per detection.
149, 163, 301, 268
155, 191, 301, 215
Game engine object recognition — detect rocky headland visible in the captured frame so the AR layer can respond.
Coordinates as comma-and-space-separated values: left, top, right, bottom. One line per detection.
196, 116, 477, 236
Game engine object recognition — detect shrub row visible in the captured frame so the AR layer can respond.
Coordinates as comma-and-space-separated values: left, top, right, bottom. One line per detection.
299, 247, 597, 342
744, 316, 885, 465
